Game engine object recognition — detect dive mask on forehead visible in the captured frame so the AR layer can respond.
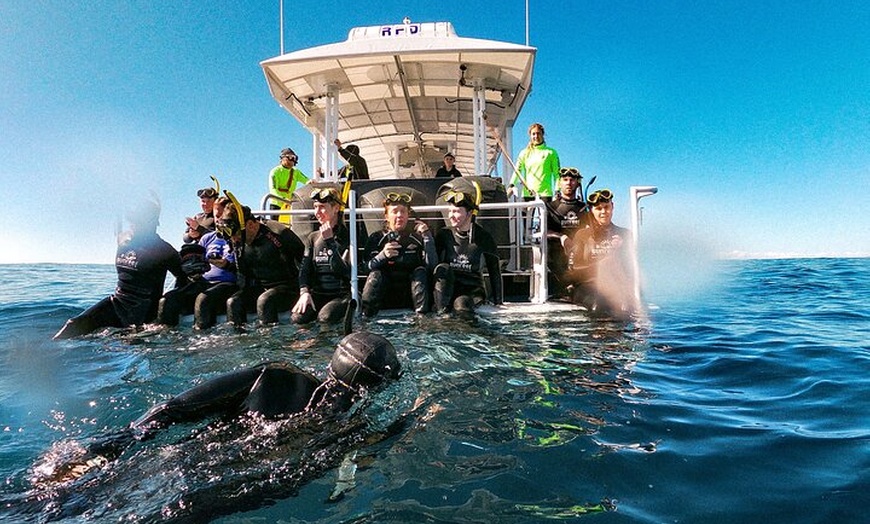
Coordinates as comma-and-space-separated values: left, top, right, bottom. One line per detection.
587, 189, 614, 205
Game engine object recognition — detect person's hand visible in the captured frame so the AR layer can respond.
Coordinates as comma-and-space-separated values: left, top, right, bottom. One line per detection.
320, 221, 334, 240
292, 291, 315, 314
507, 184, 518, 198
333, 138, 342, 148
414, 220, 431, 237
381, 241, 400, 259
185, 217, 198, 229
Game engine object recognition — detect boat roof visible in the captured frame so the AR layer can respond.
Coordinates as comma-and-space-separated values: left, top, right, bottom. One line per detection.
260, 20, 536, 179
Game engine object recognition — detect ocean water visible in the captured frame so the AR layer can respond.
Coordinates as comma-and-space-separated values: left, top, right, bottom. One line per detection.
0, 258, 867, 523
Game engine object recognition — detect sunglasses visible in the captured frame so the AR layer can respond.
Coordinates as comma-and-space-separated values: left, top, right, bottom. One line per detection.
280, 155, 297, 162
559, 167, 581, 179
587, 189, 614, 205
311, 187, 343, 204
215, 220, 240, 240
384, 192, 412, 205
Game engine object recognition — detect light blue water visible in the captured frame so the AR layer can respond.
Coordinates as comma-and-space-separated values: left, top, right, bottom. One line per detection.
0, 259, 867, 523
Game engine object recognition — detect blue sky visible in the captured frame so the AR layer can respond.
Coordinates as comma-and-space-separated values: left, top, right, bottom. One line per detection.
1, 1, 868, 264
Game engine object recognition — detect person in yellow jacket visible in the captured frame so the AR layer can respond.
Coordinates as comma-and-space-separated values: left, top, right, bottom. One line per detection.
268, 148, 309, 222
509, 123, 561, 201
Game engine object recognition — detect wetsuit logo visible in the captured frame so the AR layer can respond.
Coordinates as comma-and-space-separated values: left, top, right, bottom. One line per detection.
450, 253, 473, 272
117, 250, 138, 269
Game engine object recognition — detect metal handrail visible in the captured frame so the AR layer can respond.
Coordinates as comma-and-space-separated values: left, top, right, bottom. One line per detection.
252, 193, 549, 304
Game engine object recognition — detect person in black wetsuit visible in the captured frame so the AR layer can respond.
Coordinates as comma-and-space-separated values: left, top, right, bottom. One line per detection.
433, 189, 503, 318
35, 318, 401, 486
435, 152, 462, 178
566, 189, 639, 318
53, 199, 187, 340
220, 203, 305, 326
292, 187, 353, 324
334, 138, 370, 180
545, 167, 591, 298
183, 187, 218, 243
361, 192, 437, 317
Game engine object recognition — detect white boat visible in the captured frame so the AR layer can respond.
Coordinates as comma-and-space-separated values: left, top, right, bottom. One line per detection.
255, 19, 657, 310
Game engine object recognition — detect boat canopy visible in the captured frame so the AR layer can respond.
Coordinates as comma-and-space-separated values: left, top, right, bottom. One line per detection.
260, 20, 536, 181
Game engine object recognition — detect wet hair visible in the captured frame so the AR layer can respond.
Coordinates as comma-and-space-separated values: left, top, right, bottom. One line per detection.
125, 199, 160, 227
327, 332, 401, 390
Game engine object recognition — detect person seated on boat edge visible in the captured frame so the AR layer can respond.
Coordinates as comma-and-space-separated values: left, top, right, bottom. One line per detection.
565, 189, 639, 318
509, 122, 561, 203
334, 138, 370, 180
292, 187, 352, 324
268, 147, 310, 222
435, 152, 462, 178
433, 190, 503, 319
156, 196, 239, 329
545, 167, 591, 300
220, 203, 305, 327
34, 327, 402, 486
182, 187, 218, 243
361, 193, 437, 317
53, 198, 188, 340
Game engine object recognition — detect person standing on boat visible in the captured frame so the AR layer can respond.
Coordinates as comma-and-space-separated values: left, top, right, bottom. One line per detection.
220, 204, 305, 326
182, 187, 218, 243
292, 187, 353, 324
433, 190, 503, 318
566, 189, 638, 317
53, 199, 187, 340
334, 139, 370, 180
509, 123, 560, 201
361, 193, 437, 317
268, 148, 309, 220
156, 197, 239, 329
435, 152, 462, 178
545, 167, 590, 298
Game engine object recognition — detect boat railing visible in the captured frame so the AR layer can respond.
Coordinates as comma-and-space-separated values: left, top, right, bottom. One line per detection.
252, 191, 549, 305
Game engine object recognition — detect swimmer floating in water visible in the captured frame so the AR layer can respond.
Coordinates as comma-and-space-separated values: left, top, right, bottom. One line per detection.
21, 303, 404, 523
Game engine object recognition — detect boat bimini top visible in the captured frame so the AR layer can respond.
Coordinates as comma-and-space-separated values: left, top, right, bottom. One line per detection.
260, 20, 536, 183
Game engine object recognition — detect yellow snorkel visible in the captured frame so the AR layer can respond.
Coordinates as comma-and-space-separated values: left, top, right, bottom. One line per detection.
340, 178, 352, 212
210, 175, 221, 196
471, 180, 482, 217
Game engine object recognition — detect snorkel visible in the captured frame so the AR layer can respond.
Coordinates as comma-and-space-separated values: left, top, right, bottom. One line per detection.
582, 175, 597, 208
223, 190, 247, 273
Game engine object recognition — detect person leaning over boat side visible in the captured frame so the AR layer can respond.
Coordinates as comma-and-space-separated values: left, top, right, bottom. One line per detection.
156, 197, 239, 329
509, 122, 561, 201
182, 187, 218, 243
53, 199, 187, 340
435, 152, 462, 178
545, 167, 591, 299
268, 148, 309, 219
334, 139, 370, 180
432, 190, 503, 318
221, 204, 305, 326
360, 193, 437, 317
565, 189, 639, 318
291, 187, 352, 324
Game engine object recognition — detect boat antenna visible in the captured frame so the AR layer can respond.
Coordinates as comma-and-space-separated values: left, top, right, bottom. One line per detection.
525, 0, 530, 46
279, 0, 285, 54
